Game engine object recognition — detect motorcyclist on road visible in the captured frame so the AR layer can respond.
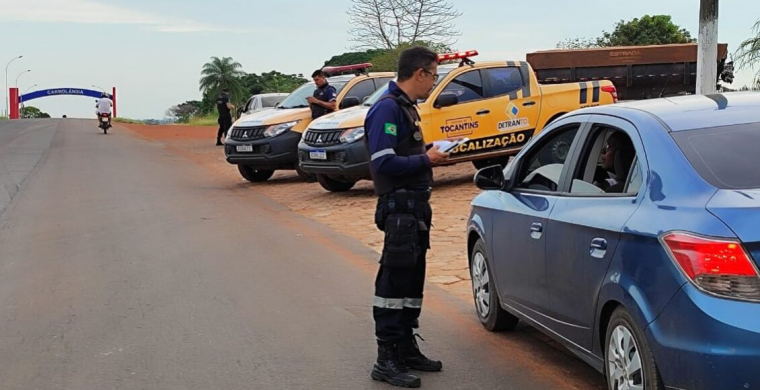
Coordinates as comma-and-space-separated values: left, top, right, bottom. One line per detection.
96, 93, 113, 126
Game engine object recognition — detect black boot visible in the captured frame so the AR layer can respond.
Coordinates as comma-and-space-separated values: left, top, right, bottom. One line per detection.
399, 334, 442, 372
371, 341, 421, 388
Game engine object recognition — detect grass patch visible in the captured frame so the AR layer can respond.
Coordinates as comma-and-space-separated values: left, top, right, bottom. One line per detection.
114, 117, 145, 124
186, 112, 219, 127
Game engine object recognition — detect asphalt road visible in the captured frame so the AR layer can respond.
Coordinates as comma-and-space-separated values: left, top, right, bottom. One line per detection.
0, 119, 605, 390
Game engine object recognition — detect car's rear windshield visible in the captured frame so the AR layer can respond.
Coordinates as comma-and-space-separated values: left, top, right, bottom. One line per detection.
672, 122, 760, 189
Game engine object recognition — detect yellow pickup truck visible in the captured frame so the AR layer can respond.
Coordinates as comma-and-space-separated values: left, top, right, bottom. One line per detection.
224, 63, 394, 182
297, 50, 618, 192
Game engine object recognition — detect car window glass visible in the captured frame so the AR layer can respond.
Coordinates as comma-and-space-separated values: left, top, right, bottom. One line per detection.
375, 78, 394, 89
485, 67, 524, 97
672, 122, 760, 189
570, 126, 638, 195
244, 98, 254, 112
345, 79, 377, 102
515, 125, 580, 193
441, 70, 484, 104
261, 96, 284, 107
625, 159, 643, 193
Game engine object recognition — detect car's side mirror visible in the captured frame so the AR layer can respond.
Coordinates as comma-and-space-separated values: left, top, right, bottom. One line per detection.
340, 96, 361, 109
474, 165, 509, 191
434, 92, 458, 109
274, 101, 281, 108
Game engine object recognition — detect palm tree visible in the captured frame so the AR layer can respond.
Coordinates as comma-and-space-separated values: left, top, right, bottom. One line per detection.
199, 56, 246, 105
735, 19, 760, 85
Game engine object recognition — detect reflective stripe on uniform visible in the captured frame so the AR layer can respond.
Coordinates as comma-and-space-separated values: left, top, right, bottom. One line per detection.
404, 298, 423, 309
371, 148, 396, 161
373, 297, 423, 309
374, 296, 405, 309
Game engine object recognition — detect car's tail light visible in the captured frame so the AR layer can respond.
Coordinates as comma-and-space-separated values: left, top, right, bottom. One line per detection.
661, 232, 760, 301
601, 85, 618, 103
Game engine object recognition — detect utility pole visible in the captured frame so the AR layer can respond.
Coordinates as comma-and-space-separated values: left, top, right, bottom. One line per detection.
697, 0, 719, 94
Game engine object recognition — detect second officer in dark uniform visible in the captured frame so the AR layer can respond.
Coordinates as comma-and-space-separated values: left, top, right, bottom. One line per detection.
306, 69, 338, 119
364, 46, 449, 388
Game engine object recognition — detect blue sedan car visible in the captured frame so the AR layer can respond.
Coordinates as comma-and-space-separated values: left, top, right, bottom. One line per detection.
466, 92, 760, 390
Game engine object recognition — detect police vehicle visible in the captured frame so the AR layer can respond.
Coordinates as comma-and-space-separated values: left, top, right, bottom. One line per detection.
224, 63, 394, 183
297, 50, 618, 192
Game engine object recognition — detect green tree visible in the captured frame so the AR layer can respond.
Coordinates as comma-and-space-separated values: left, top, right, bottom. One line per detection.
367, 42, 451, 72
199, 56, 246, 106
242, 71, 307, 96
734, 19, 760, 85
323, 49, 388, 67
556, 15, 694, 49
597, 15, 694, 47
555, 37, 599, 49
21, 106, 50, 118
166, 100, 201, 123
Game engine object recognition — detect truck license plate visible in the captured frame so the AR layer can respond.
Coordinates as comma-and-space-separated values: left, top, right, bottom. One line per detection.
236, 145, 253, 152
309, 150, 327, 160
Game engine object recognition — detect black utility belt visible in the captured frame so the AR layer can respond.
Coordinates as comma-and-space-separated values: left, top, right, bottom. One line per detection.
379, 188, 431, 204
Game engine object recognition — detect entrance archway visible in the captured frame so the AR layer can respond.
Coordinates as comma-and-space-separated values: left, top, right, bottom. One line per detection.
8, 87, 116, 119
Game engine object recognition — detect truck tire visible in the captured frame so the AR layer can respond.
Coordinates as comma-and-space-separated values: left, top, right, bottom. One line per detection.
316, 175, 355, 192
295, 164, 317, 183
238, 165, 274, 182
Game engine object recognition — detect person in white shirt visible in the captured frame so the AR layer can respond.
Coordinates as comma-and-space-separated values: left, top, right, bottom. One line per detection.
95, 93, 113, 125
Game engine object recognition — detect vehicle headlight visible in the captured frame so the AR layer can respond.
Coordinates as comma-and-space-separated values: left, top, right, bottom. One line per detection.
340, 127, 365, 143
264, 120, 299, 138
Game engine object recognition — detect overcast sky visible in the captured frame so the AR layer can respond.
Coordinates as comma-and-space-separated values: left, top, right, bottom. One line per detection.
1, 0, 758, 119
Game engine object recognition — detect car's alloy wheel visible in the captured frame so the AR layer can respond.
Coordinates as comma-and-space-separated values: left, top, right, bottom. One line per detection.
469, 239, 519, 332
605, 307, 662, 390
471, 251, 491, 318
607, 325, 644, 390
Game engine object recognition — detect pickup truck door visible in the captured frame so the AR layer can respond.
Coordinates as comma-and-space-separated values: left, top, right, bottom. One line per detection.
482, 64, 541, 146
426, 69, 494, 148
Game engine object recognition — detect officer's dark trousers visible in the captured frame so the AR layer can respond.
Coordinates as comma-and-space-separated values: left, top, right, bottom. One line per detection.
217, 115, 232, 142
373, 201, 432, 342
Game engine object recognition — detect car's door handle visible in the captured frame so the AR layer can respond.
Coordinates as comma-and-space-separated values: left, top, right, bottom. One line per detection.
590, 238, 608, 258
522, 101, 536, 106
590, 238, 607, 250
530, 222, 543, 239
476, 109, 490, 115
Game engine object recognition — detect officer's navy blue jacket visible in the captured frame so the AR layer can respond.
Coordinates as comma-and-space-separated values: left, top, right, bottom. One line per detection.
311, 82, 338, 119
365, 81, 431, 176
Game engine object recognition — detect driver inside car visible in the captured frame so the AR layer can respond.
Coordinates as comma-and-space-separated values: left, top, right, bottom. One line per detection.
593, 131, 635, 193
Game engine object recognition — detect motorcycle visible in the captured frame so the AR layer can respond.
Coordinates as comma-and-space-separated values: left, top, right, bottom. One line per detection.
99, 113, 112, 134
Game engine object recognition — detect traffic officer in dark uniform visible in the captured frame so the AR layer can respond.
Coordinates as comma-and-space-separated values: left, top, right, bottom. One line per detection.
216, 88, 234, 146
364, 46, 449, 388
306, 69, 338, 119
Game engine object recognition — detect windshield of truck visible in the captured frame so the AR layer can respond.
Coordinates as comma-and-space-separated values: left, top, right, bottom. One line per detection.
262, 96, 285, 107
363, 67, 453, 106
278, 81, 347, 109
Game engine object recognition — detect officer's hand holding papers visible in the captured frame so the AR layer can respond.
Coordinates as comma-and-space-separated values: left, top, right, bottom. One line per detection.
428, 137, 467, 165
